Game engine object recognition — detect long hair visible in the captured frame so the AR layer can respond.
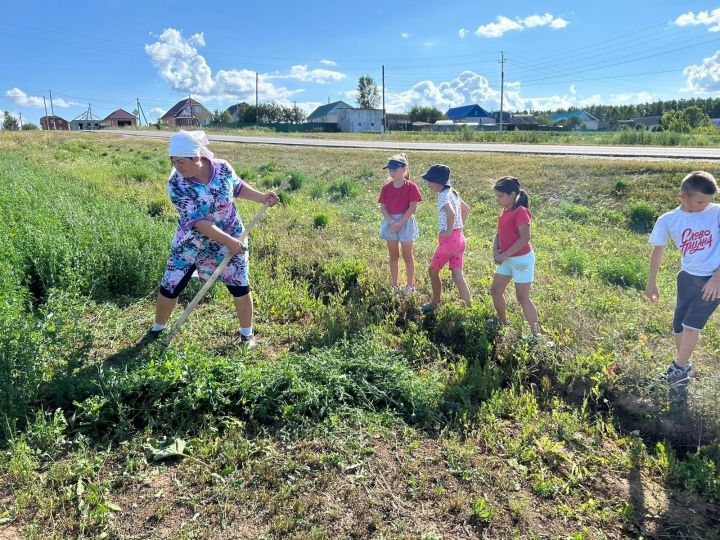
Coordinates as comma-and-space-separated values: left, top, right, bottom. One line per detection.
494, 176, 529, 209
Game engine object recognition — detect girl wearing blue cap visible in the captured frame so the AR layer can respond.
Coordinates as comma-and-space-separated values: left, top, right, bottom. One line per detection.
377, 154, 422, 293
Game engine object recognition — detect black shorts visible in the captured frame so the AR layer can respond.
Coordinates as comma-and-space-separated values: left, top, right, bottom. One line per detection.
673, 271, 720, 333
159, 265, 250, 299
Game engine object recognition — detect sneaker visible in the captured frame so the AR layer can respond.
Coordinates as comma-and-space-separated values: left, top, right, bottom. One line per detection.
392, 285, 402, 294
134, 327, 164, 347
421, 303, 436, 314
240, 333, 257, 349
402, 285, 415, 295
660, 361, 693, 386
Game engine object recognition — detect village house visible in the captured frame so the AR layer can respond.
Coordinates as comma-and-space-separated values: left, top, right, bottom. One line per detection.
550, 110, 599, 130
100, 109, 137, 129
40, 115, 69, 130
161, 98, 212, 127
306, 101, 353, 124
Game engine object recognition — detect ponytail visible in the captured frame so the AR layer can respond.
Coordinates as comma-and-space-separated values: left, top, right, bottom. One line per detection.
494, 176, 530, 209
516, 189, 529, 209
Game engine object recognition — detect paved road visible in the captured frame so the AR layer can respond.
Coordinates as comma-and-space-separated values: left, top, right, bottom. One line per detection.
108, 130, 720, 160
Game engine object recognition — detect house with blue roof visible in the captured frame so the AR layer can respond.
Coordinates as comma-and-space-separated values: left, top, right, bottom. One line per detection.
549, 110, 599, 130
446, 104, 495, 125
307, 101, 354, 123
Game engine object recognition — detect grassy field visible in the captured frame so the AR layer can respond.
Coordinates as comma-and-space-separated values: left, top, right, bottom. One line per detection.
157, 125, 720, 148
0, 131, 719, 539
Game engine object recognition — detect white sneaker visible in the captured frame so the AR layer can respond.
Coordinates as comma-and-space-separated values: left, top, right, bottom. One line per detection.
402, 285, 415, 295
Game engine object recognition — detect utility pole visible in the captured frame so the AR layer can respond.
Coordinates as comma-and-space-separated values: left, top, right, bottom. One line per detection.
43, 96, 49, 130
136, 98, 148, 128
499, 51, 505, 133
188, 94, 196, 126
18, 112, 23, 130
49, 89, 56, 130
255, 72, 259, 130
381, 65, 386, 140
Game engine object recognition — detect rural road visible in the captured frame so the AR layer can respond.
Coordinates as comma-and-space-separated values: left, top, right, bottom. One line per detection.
108, 130, 720, 160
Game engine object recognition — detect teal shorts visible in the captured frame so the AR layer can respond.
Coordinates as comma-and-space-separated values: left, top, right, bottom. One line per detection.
495, 251, 535, 283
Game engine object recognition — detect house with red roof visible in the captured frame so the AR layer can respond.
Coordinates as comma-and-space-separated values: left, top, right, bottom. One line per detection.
160, 98, 212, 127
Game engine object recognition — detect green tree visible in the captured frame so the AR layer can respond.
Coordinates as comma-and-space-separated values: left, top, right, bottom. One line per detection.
661, 110, 691, 133
211, 109, 234, 125
407, 105, 444, 123
683, 105, 710, 128
21, 122, 38, 130
2, 111, 19, 131
356, 75, 380, 109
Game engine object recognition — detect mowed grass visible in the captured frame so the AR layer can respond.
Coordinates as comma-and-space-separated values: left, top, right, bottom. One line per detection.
0, 131, 719, 539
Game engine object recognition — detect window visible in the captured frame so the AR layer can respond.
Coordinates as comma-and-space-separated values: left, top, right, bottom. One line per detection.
195, 106, 201, 113
203, 118, 209, 125
357, 122, 362, 127
185, 106, 191, 113
370, 123, 375, 127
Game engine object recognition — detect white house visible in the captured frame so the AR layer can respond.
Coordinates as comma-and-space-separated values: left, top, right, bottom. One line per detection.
336, 108, 383, 132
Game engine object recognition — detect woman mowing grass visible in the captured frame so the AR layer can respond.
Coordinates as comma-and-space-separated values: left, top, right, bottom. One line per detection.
137, 130, 279, 349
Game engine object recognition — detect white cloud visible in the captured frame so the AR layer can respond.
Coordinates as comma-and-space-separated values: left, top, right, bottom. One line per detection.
458, 28, 469, 38
675, 9, 720, 32
569, 84, 576, 95
383, 70, 613, 113
5, 87, 77, 108
401, 32, 411, 39
144, 28, 341, 102
320, 59, 337, 66
475, 13, 569, 38
610, 92, 653, 104
683, 50, 720, 93
273, 65, 346, 84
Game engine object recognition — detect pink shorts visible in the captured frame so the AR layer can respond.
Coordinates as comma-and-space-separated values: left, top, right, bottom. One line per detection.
430, 229, 466, 270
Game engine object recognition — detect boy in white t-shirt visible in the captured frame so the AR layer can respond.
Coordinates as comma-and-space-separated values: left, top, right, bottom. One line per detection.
646, 170, 720, 386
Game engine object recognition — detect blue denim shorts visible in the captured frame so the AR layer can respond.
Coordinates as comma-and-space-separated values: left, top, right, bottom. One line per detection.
380, 214, 419, 242
495, 251, 535, 283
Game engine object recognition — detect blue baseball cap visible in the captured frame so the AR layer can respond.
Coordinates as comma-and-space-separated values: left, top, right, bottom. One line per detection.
383, 158, 408, 170
421, 164, 451, 186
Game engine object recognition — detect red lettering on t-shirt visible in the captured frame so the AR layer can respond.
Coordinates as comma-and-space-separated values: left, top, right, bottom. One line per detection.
680, 227, 713, 256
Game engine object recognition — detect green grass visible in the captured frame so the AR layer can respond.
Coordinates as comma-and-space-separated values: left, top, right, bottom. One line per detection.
0, 131, 719, 539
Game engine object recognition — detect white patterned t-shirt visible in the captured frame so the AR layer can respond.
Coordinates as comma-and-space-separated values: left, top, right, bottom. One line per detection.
436, 188, 464, 232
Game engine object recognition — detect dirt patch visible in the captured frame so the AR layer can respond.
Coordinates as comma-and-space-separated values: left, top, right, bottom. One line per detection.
0, 525, 22, 540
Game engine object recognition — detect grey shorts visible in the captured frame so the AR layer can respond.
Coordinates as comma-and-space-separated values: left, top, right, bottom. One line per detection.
673, 270, 720, 333
380, 214, 419, 242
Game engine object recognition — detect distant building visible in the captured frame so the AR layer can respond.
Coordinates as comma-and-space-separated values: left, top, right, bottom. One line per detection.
446, 104, 494, 124
70, 109, 101, 131
161, 98, 212, 127
225, 103, 251, 122
386, 113, 411, 131
40, 115, 69, 130
100, 109, 137, 129
711, 118, 720, 129
619, 116, 661, 130
307, 100, 354, 123
337, 108, 383, 132
550, 111, 599, 130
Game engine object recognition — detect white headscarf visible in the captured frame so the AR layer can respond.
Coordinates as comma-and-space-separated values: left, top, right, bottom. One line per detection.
168, 130, 214, 160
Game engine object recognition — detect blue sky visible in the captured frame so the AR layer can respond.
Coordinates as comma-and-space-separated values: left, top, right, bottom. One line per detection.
3, 1, 720, 124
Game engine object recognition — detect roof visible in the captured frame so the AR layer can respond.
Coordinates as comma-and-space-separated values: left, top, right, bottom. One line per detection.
161, 98, 209, 120
102, 109, 135, 121
40, 115, 68, 121
508, 115, 538, 125
307, 100, 353, 120
446, 104, 492, 119
550, 111, 598, 122
630, 116, 661, 126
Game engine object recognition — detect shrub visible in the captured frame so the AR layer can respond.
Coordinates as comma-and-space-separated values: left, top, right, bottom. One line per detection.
628, 201, 657, 232
287, 170, 307, 191
309, 181, 326, 199
313, 213, 329, 228
613, 179, 629, 196
327, 177, 359, 200
558, 246, 589, 276
278, 192, 293, 206
560, 203, 592, 223
597, 256, 647, 290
